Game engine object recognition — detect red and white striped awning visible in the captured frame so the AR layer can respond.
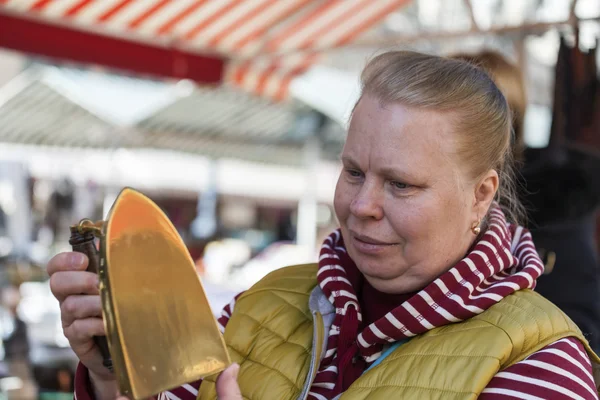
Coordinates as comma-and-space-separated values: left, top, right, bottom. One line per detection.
0, 0, 410, 100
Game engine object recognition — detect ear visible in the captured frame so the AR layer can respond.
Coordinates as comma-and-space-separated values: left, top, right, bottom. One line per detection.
473, 169, 499, 217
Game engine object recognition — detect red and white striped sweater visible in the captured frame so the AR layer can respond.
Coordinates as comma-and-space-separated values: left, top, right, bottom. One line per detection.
74, 207, 598, 399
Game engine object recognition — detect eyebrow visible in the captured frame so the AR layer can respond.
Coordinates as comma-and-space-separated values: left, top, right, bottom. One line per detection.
379, 166, 421, 183
340, 155, 359, 167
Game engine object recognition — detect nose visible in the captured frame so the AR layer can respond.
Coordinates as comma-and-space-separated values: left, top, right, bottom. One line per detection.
349, 179, 384, 220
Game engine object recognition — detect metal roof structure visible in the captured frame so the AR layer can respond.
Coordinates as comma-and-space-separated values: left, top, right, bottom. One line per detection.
0, 70, 118, 148
0, 64, 346, 166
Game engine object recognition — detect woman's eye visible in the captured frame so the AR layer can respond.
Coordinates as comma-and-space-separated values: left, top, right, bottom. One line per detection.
391, 181, 409, 189
346, 169, 362, 178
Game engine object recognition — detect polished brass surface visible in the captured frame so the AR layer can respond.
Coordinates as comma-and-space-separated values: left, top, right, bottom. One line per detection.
101, 188, 230, 399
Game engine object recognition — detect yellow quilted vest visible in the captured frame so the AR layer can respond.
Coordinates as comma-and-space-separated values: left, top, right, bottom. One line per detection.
198, 264, 599, 399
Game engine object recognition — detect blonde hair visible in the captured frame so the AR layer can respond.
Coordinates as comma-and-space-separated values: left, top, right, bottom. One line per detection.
452, 51, 527, 160
358, 51, 524, 225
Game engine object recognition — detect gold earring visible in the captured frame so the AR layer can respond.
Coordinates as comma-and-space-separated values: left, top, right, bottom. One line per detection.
471, 219, 481, 235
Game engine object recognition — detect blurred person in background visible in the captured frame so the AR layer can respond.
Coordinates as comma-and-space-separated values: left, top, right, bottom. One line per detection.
34, 363, 74, 400
1, 285, 37, 400
47, 51, 599, 400
43, 178, 75, 245
454, 50, 600, 353
1, 286, 29, 363
452, 51, 527, 162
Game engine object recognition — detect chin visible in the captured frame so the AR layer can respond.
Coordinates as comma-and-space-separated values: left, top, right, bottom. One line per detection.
362, 274, 410, 294
357, 261, 428, 294
356, 263, 405, 291
365, 274, 428, 294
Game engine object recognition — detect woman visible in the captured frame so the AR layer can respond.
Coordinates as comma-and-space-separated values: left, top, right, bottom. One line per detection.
47, 51, 600, 400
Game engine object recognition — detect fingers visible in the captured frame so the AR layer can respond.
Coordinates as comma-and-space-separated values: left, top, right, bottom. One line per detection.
115, 391, 129, 400
63, 317, 106, 344
216, 364, 242, 400
47, 252, 88, 276
50, 271, 99, 302
61, 295, 102, 326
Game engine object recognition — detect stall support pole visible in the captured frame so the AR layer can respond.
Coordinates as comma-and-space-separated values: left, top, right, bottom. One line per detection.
296, 134, 320, 253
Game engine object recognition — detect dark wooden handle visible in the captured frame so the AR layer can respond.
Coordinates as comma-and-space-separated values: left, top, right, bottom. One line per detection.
69, 228, 113, 372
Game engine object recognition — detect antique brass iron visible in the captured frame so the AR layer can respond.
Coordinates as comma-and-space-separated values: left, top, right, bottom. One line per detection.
69, 188, 230, 399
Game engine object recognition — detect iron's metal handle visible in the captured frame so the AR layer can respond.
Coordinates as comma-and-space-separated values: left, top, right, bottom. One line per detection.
69, 227, 114, 372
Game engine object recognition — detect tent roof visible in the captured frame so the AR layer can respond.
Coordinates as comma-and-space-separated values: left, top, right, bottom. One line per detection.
0, 0, 412, 100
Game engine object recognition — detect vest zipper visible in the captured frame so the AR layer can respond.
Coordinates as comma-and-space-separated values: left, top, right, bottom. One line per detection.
298, 311, 325, 400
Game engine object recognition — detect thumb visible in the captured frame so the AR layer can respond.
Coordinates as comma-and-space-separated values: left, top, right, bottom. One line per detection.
216, 363, 242, 400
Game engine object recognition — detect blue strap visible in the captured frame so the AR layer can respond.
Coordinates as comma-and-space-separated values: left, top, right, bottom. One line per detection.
364, 339, 410, 373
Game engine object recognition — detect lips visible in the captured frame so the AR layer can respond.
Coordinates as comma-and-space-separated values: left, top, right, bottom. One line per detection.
349, 230, 398, 255
350, 231, 397, 256
351, 232, 395, 245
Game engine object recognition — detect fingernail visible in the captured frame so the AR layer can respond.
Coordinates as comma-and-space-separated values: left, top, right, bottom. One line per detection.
71, 253, 85, 268
231, 363, 240, 379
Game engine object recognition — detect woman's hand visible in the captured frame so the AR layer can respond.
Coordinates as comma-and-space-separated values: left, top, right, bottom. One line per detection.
49, 252, 242, 400
216, 364, 242, 399
47, 252, 118, 400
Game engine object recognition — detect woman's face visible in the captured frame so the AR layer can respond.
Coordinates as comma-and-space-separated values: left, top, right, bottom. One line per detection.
334, 95, 494, 294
